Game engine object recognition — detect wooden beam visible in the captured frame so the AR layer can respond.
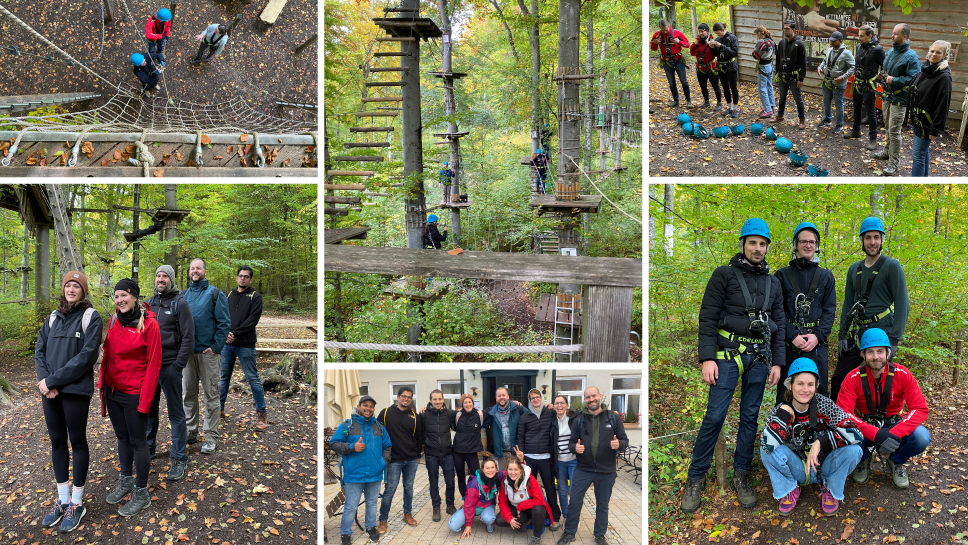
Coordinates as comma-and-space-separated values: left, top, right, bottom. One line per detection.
323, 184, 366, 190
582, 285, 633, 363
258, 339, 317, 344
361, 96, 403, 102
324, 207, 350, 216
326, 170, 374, 176
344, 142, 391, 148
350, 127, 394, 132
324, 246, 642, 287
332, 156, 384, 162
373, 52, 410, 57
365, 81, 406, 87
325, 227, 371, 245
369, 67, 409, 72
355, 112, 399, 117
376, 37, 416, 41
324, 196, 362, 204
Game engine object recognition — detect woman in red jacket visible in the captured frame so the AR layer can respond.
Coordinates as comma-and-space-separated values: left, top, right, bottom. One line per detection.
496, 457, 555, 545
145, 8, 172, 59
690, 23, 723, 112
97, 279, 162, 518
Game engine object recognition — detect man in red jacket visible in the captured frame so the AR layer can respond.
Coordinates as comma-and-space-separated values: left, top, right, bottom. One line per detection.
836, 328, 930, 489
651, 20, 693, 109
145, 9, 172, 60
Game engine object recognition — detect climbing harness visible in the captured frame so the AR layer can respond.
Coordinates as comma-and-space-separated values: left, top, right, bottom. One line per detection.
859, 363, 897, 427
818, 46, 846, 90
842, 255, 892, 351
694, 42, 718, 73
716, 266, 773, 375
787, 266, 822, 341
657, 30, 686, 69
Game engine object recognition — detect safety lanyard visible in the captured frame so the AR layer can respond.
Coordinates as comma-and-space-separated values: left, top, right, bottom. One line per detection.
822, 47, 845, 77
788, 266, 821, 328
860, 364, 895, 419
697, 43, 716, 71
731, 266, 771, 323
854, 255, 887, 309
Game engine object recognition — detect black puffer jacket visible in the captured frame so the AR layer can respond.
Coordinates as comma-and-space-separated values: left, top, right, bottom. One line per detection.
775, 258, 836, 347
697, 253, 787, 363
453, 408, 485, 453
853, 35, 885, 83
910, 60, 952, 141
568, 409, 629, 474
776, 35, 807, 81
714, 32, 739, 73
516, 406, 556, 457
146, 291, 195, 371
34, 305, 103, 397
423, 402, 456, 457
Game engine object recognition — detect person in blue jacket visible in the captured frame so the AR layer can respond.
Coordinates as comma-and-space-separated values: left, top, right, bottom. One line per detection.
329, 396, 392, 545
130, 52, 164, 99
872, 23, 921, 176
34, 272, 103, 534
483, 387, 526, 465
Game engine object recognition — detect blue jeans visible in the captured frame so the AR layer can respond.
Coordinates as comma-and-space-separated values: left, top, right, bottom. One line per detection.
219, 345, 266, 414
425, 453, 456, 509
341, 480, 381, 535
822, 84, 847, 127
148, 37, 167, 59
761, 444, 862, 501
756, 64, 776, 112
861, 424, 931, 464
448, 504, 495, 532
380, 458, 419, 520
146, 363, 188, 461
563, 467, 616, 537
911, 134, 931, 177
688, 354, 768, 479
662, 59, 691, 102
852, 87, 878, 138
777, 77, 805, 120
557, 458, 577, 518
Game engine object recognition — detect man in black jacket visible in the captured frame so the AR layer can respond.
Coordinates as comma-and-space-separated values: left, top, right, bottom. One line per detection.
146, 265, 195, 481
845, 26, 884, 150
515, 388, 563, 529
774, 222, 836, 403
556, 387, 628, 545
377, 387, 423, 533
774, 21, 807, 130
681, 218, 786, 514
219, 266, 267, 430
423, 390, 457, 522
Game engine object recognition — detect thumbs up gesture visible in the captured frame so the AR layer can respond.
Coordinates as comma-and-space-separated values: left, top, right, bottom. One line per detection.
354, 436, 365, 452
575, 439, 585, 454
610, 435, 619, 449
514, 445, 524, 461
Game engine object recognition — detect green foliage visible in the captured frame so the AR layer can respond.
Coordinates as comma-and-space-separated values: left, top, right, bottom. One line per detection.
894, 0, 920, 16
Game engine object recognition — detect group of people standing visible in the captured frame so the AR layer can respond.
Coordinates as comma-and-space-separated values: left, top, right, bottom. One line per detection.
34, 259, 267, 532
331, 385, 629, 545
679, 216, 929, 517
652, 19, 953, 176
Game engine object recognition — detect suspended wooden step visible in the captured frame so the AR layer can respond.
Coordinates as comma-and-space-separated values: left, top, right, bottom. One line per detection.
344, 142, 391, 148
376, 37, 416, 42
324, 183, 366, 190
383, 8, 419, 12
429, 71, 468, 79
369, 67, 409, 72
434, 141, 451, 145
432, 131, 470, 139
355, 111, 399, 117
374, 52, 410, 57
361, 96, 402, 102
350, 126, 394, 132
326, 170, 375, 176
332, 156, 385, 162
324, 207, 350, 216
366, 81, 406, 87
325, 227, 370, 245
376, 107, 402, 111
325, 196, 362, 205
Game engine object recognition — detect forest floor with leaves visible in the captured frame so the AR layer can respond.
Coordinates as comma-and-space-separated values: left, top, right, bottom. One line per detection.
649, 370, 968, 545
0, 315, 318, 545
647, 59, 968, 177
0, 0, 316, 123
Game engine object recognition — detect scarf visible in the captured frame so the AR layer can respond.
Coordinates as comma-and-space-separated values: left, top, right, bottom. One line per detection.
922, 58, 949, 76
117, 303, 142, 328
476, 470, 499, 491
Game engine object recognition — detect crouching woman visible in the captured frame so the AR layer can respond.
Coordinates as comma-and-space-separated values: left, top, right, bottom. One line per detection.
448, 458, 502, 538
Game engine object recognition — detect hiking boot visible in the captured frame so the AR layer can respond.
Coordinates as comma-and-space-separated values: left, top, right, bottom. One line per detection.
687, 100, 695, 109
201, 440, 217, 455
760, 111, 773, 118
701, 99, 710, 109
531, 536, 544, 545
680, 476, 705, 513
404, 512, 418, 526
594, 536, 609, 545
798, 119, 806, 130
873, 149, 890, 160
149, 448, 158, 459
881, 165, 898, 176
341, 535, 351, 545
106, 474, 134, 505
853, 455, 871, 484
671, 100, 680, 108
166, 459, 187, 481
866, 137, 878, 151
377, 520, 388, 534
714, 103, 722, 112
886, 458, 909, 489
844, 129, 862, 139
446, 504, 457, 515
118, 486, 150, 517
732, 470, 757, 508
186, 432, 198, 445
256, 412, 269, 431
433, 507, 441, 522
557, 533, 577, 545
820, 488, 839, 516
778, 486, 800, 515
59, 502, 86, 533
41, 501, 67, 528
773, 115, 785, 123
367, 526, 380, 542
221, 409, 227, 419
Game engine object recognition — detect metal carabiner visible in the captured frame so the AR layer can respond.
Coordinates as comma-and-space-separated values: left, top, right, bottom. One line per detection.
1, 145, 17, 167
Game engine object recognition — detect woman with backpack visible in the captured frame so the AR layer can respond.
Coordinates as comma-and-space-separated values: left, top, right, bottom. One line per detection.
496, 457, 555, 545
35, 272, 103, 534
452, 394, 485, 499
447, 458, 503, 538
752, 26, 777, 118
98, 279, 162, 518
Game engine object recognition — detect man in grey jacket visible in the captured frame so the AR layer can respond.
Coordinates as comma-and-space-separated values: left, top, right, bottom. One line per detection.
817, 31, 855, 133
191, 24, 228, 64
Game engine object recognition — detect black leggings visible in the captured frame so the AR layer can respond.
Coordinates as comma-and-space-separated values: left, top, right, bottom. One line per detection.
105, 388, 150, 488
697, 70, 722, 103
495, 504, 547, 537
720, 70, 739, 105
42, 393, 91, 486
453, 451, 480, 498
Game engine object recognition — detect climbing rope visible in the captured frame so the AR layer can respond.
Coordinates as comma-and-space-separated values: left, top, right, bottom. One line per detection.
126, 129, 155, 177
0, 127, 31, 166
563, 153, 642, 225
323, 341, 583, 354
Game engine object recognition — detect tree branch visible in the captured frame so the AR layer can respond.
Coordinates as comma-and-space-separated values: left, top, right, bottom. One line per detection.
489, 0, 520, 61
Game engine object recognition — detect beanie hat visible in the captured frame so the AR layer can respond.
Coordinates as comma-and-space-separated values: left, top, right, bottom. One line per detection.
62, 271, 90, 298
114, 278, 140, 298
154, 264, 178, 294
459, 393, 475, 410
698, 23, 710, 32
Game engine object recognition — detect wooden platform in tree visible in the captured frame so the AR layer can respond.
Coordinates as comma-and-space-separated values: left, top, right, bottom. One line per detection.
324, 245, 641, 287
372, 17, 442, 40
529, 194, 603, 215
324, 227, 371, 245
383, 276, 450, 301
439, 201, 471, 209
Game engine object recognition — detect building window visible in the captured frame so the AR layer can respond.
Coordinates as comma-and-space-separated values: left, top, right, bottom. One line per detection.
438, 380, 467, 410
555, 376, 585, 411
359, 383, 369, 397
390, 382, 417, 407
610, 375, 642, 424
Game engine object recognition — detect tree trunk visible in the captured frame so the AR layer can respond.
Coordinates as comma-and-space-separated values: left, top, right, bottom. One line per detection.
132, 184, 141, 283
690, 6, 698, 39
20, 224, 29, 300
648, 186, 656, 249
935, 184, 943, 234
100, 188, 118, 292
529, 0, 541, 153
714, 428, 727, 489
598, 40, 607, 172
664, 184, 674, 257
584, 15, 594, 170
439, 0, 462, 247
164, 184, 178, 270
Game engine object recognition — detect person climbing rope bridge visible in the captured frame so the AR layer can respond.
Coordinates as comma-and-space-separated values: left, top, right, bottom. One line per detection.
131, 52, 164, 99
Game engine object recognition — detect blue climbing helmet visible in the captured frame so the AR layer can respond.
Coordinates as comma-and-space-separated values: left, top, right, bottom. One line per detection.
443, 161, 448, 166
130, 53, 145, 65
740, 218, 771, 243
784, 358, 820, 390
428, 214, 439, 223
156, 8, 172, 21
775, 137, 793, 153
859, 216, 885, 237
793, 222, 820, 247
677, 113, 692, 126
860, 328, 891, 351
536, 148, 542, 154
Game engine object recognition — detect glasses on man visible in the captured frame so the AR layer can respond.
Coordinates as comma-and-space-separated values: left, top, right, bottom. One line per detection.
238, 273, 252, 278
798, 240, 817, 246
398, 394, 412, 399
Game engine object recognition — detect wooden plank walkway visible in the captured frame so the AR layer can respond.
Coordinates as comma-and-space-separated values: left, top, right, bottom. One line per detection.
324, 227, 371, 245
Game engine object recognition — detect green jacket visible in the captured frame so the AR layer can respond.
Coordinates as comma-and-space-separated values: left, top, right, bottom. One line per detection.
838, 256, 908, 344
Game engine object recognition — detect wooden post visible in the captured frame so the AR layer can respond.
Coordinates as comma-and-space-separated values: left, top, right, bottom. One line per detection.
582, 285, 632, 362
294, 33, 317, 55
163, 184, 178, 269
714, 428, 727, 490
437, 0, 461, 247
400, 0, 426, 251
102, 0, 114, 22
132, 184, 141, 283
228, 13, 243, 36
955, 339, 964, 387
35, 226, 50, 304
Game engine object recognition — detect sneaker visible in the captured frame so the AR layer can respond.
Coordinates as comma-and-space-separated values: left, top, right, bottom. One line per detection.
166, 459, 187, 481
557, 533, 577, 545
594, 536, 609, 545
818, 119, 831, 127
671, 100, 680, 108
201, 440, 217, 455
831, 125, 843, 134
680, 476, 705, 513
687, 100, 694, 109
59, 502, 86, 533
367, 526, 380, 542
881, 165, 898, 176
778, 486, 800, 515
866, 137, 878, 151
730, 109, 739, 118
154, 85, 161, 91
873, 149, 890, 160
41, 501, 68, 528
853, 455, 871, 484
732, 470, 757, 508
341, 535, 352, 545
701, 99, 710, 109
106, 475, 134, 505
446, 505, 457, 515
118, 486, 151, 517
760, 111, 773, 118
550, 520, 562, 531
886, 458, 909, 489
798, 119, 806, 130
433, 507, 441, 522
820, 488, 839, 516
149, 448, 158, 460
256, 412, 269, 431
221, 409, 227, 419
187, 432, 199, 445
844, 129, 862, 139
714, 103, 722, 112
530, 536, 543, 545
